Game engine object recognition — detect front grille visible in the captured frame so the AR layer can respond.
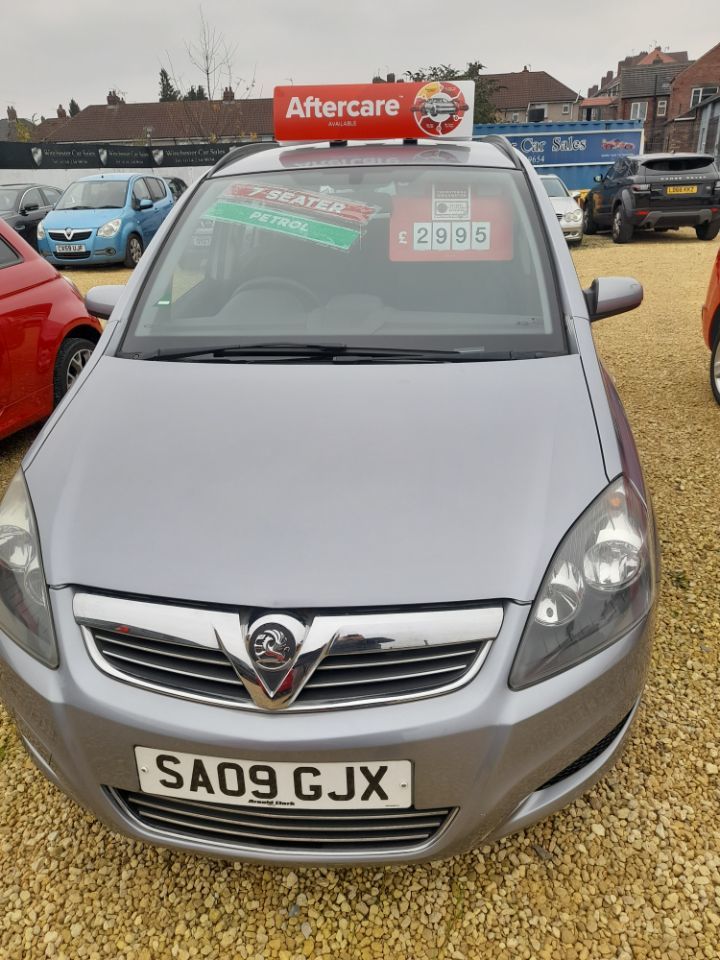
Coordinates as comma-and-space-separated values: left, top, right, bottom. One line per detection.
93, 628, 252, 703
111, 789, 453, 853
48, 229, 92, 241
53, 250, 91, 260
540, 711, 632, 789
90, 628, 487, 708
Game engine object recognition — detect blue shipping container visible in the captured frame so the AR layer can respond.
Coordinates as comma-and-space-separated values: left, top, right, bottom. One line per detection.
473, 120, 645, 190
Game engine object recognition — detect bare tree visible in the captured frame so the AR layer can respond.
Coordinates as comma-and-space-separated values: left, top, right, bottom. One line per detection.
185, 5, 238, 101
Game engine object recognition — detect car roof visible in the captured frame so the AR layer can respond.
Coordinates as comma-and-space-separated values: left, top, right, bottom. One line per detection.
74, 173, 137, 182
634, 152, 716, 162
211, 139, 517, 179
0, 182, 51, 188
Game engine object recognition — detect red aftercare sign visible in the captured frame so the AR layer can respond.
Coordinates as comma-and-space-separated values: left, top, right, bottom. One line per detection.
274, 82, 476, 142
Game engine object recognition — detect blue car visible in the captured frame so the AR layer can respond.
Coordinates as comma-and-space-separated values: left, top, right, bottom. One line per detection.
37, 173, 173, 268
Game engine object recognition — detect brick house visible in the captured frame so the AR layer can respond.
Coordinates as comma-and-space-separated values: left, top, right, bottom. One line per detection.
664, 41, 720, 151
580, 48, 689, 148
32, 89, 274, 145
484, 67, 580, 122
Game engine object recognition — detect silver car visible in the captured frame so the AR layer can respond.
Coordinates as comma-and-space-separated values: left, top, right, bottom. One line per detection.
540, 175, 584, 245
0, 138, 658, 865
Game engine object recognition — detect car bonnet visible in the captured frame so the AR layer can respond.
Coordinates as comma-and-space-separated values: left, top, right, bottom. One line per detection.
27, 354, 608, 608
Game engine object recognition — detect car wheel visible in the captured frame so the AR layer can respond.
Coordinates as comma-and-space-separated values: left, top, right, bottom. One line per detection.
696, 221, 720, 241
53, 337, 96, 405
124, 233, 144, 268
582, 200, 598, 235
612, 205, 634, 244
711, 328, 720, 405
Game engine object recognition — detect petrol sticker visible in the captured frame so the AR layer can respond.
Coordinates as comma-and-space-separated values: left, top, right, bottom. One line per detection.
390, 195, 511, 261
225, 183, 375, 224
205, 199, 362, 250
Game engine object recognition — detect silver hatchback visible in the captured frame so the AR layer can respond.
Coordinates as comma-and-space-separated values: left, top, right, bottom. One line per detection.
0, 138, 658, 864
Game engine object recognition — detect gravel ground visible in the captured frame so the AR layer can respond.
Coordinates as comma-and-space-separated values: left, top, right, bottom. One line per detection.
1, 235, 720, 959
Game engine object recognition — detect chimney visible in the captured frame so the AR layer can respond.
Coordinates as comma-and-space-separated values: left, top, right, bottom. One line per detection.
6, 105, 17, 122
588, 85, 599, 98
222, 86, 235, 102
57, 103, 67, 119
386, 73, 396, 83
106, 90, 124, 106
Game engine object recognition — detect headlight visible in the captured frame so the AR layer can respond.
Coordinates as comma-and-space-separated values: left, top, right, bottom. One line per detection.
36, 220, 45, 241
0, 472, 57, 667
510, 477, 656, 689
97, 218, 121, 238
564, 209, 583, 223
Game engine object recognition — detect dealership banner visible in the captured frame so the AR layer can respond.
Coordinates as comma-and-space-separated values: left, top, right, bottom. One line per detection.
498, 128, 644, 166
274, 81, 475, 141
0, 140, 255, 169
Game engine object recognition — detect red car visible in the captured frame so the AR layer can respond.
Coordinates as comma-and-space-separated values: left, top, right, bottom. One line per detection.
0, 217, 103, 441
702, 246, 720, 404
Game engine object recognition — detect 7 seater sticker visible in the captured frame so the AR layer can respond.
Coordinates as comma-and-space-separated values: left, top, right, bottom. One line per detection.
205, 199, 362, 250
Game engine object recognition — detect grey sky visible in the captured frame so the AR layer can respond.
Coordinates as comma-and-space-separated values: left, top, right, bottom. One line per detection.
1, 0, 717, 120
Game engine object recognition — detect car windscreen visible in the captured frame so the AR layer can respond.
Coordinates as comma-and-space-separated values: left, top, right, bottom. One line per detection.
0, 188, 22, 212
641, 156, 717, 173
56, 179, 128, 210
120, 165, 565, 357
541, 178, 568, 198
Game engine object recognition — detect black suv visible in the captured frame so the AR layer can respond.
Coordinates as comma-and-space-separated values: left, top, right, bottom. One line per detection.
583, 153, 720, 244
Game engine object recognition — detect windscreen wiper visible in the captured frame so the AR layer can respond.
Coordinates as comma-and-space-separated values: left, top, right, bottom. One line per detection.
140, 342, 465, 362
138, 343, 560, 363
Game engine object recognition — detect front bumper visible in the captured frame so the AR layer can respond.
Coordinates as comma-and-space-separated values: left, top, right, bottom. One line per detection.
0, 588, 654, 865
38, 233, 126, 265
560, 222, 583, 243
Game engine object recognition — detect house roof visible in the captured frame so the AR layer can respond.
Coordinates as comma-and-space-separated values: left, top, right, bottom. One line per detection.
619, 63, 689, 99
33, 98, 274, 143
635, 48, 689, 66
483, 69, 578, 109
579, 96, 617, 108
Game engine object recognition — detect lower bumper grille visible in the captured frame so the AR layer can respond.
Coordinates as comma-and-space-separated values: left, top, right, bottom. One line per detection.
110, 789, 454, 853
53, 250, 91, 260
540, 711, 632, 789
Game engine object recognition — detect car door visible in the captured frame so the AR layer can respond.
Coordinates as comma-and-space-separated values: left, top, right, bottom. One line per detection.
595, 161, 622, 224
144, 177, 168, 238
17, 187, 46, 249
40, 186, 61, 212
131, 177, 156, 243
0, 232, 53, 438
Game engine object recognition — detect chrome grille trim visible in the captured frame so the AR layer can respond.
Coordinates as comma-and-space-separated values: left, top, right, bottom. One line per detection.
76, 593, 502, 711
48, 229, 92, 241
109, 789, 456, 854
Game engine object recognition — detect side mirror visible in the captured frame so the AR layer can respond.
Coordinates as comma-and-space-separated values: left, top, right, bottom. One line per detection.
138, 198, 153, 210
21, 203, 40, 215
584, 277, 643, 321
85, 284, 124, 321
593, 175, 603, 183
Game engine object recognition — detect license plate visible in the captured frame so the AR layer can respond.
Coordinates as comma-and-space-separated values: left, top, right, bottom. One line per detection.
55, 243, 86, 253
666, 185, 697, 195
135, 747, 412, 810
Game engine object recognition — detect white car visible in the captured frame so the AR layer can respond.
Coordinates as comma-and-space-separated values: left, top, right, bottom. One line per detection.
540, 176, 584, 246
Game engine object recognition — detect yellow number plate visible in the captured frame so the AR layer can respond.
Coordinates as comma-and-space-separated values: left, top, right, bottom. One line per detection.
666, 185, 698, 195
